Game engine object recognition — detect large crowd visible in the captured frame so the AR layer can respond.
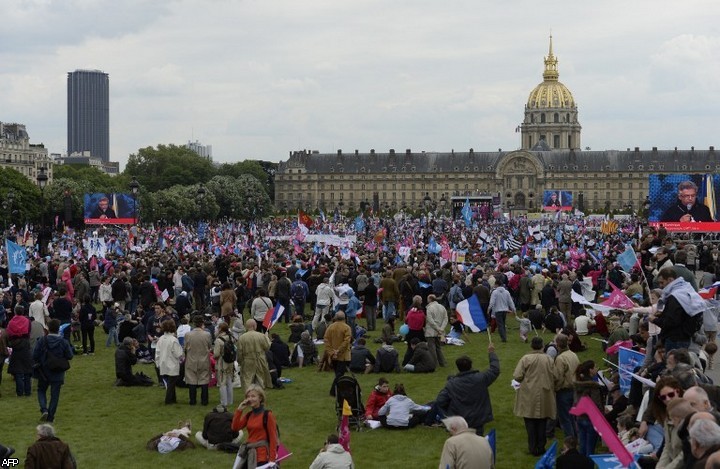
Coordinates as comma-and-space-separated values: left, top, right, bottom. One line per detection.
2, 210, 720, 468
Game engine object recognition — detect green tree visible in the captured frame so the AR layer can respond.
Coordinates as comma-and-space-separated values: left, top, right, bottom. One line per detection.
152, 184, 219, 223
0, 167, 42, 227
206, 174, 272, 219
44, 178, 85, 226
216, 160, 277, 200
124, 144, 215, 191
53, 165, 123, 193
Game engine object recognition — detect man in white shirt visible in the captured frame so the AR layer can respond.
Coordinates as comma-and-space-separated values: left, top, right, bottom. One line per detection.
574, 312, 595, 336
29, 292, 49, 330
314, 277, 334, 332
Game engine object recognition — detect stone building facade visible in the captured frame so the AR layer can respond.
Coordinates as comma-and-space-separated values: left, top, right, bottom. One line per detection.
0, 122, 53, 185
275, 38, 716, 215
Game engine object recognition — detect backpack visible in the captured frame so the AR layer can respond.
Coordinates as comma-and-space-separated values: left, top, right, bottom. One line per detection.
220, 336, 237, 364
291, 282, 305, 302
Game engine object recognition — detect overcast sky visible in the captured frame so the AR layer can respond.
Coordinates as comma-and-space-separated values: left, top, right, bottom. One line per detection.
2, 0, 719, 168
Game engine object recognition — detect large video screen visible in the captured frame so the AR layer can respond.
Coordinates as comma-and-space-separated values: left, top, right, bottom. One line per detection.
83, 193, 138, 225
648, 173, 720, 232
543, 190, 573, 211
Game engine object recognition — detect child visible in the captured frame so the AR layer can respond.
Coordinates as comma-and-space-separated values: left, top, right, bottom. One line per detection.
447, 313, 469, 343
516, 312, 532, 343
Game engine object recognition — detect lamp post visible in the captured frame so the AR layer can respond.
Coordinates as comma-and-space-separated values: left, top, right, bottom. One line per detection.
643, 196, 651, 219
423, 192, 432, 214
129, 176, 140, 225
196, 184, 206, 222
578, 191, 584, 213
36, 168, 48, 255
439, 193, 448, 218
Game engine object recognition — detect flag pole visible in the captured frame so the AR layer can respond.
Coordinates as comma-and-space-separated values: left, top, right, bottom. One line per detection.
486, 329, 493, 344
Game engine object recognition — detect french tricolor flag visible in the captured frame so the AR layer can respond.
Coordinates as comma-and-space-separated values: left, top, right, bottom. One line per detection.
263, 302, 285, 330
455, 295, 487, 332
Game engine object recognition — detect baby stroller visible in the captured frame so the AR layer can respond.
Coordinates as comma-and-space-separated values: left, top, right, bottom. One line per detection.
334, 373, 365, 431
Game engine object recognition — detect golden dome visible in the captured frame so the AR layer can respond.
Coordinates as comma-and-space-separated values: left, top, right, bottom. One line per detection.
527, 36, 576, 109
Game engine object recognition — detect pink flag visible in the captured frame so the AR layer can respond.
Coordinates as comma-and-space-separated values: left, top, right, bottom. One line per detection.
601, 281, 635, 309
570, 396, 633, 467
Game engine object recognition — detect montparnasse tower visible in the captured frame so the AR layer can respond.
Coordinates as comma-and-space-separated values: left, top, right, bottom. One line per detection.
520, 35, 581, 150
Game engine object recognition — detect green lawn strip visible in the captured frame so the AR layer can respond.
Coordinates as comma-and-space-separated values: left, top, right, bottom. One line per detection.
1, 312, 605, 468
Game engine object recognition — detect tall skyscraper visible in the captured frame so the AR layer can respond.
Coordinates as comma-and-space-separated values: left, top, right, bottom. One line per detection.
67, 69, 109, 162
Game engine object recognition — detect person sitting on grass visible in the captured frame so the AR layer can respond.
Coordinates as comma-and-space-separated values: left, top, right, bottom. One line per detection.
25, 424, 75, 469
349, 338, 375, 374
115, 337, 152, 386
194, 404, 243, 451
288, 315, 305, 344
365, 377, 393, 421
374, 337, 401, 373
377, 383, 429, 429
403, 337, 436, 373
291, 330, 318, 368
309, 433, 354, 469
270, 333, 291, 370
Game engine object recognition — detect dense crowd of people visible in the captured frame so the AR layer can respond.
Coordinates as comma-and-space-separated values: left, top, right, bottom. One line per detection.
2, 211, 720, 467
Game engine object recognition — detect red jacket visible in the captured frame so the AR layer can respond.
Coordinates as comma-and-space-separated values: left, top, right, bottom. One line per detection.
232, 408, 278, 463
406, 308, 425, 332
365, 387, 393, 419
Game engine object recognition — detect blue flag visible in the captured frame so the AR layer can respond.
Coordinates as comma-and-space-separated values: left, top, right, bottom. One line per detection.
354, 216, 365, 232
6, 239, 27, 274
428, 237, 441, 254
617, 245, 638, 272
461, 198, 472, 227
485, 429, 496, 466
534, 441, 557, 469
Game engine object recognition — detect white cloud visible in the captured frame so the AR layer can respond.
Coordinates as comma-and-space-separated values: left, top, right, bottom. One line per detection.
1, 0, 719, 166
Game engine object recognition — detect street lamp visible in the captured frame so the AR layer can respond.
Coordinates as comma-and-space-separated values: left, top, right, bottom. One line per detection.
196, 184, 206, 222
643, 196, 651, 218
36, 167, 48, 254
578, 191, 584, 213
129, 176, 140, 225
423, 192, 432, 213
439, 193, 448, 217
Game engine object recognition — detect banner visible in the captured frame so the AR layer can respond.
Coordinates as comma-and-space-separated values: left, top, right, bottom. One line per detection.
5, 239, 28, 274
84, 193, 138, 225
618, 347, 645, 395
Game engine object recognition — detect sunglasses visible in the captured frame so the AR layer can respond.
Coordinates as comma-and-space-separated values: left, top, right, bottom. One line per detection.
659, 391, 677, 402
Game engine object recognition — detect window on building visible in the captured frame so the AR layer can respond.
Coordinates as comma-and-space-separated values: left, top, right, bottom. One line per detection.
553, 135, 560, 148
554, 113, 559, 123
541, 114, 546, 123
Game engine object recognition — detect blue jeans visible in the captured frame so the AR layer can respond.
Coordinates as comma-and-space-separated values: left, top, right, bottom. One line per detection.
37, 379, 62, 422
15, 373, 32, 396
577, 417, 598, 456
106, 326, 118, 347
383, 302, 396, 321
556, 389, 576, 437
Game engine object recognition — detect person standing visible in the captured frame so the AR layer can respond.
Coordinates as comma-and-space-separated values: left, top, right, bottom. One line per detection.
652, 267, 706, 352
214, 322, 236, 407
364, 277, 378, 332
156, 320, 183, 404
184, 315, 213, 406
553, 334, 579, 438
438, 416, 494, 469
435, 344, 500, 436
8, 308, 33, 397
236, 319, 272, 389
314, 277, 335, 332
324, 311, 352, 396
250, 289, 273, 333
32, 319, 74, 423
78, 295, 97, 355
231, 385, 278, 467
290, 273, 309, 319
379, 271, 400, 322
28, 292, 49, 331
424, 294, 448, 368
513, 337, 557, 456
487, 278, 515, 343
275, 271, 292, 323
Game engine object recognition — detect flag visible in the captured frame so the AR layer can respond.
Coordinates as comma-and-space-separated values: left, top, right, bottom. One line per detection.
262, 302, 285, 330
618, 346, 645, 395
616, 245, 638, 272
354, 216, 365, 232
461, 198, 472, 227
319, 208, 327, 223
428, 237, 441, 254
507, 238, 522, 251
485, 429, 496, 466
601, 281, 635, 310
6, 239, 28, 274
23, 224, 31, 245
570, 396, 634, 467
601, 220, 618, 235
534, 441, 557, 469
338, 400, 351, 452
455, 294, 487, 332
704, 174, 717, 221
298, 210, 314, 229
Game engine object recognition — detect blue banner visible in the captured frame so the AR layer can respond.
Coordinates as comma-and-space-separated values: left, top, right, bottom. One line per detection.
618, 346, 644, 395
6, 239, 28, 274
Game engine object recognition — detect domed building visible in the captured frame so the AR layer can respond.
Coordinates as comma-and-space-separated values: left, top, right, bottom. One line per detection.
275, 37, 717, 217
521, 36, 582, 151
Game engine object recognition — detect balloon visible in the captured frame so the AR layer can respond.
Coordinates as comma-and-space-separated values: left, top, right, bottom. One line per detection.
399, 324, 410, 336
512, 255, 519, 263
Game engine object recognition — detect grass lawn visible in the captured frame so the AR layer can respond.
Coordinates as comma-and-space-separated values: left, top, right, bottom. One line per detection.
1, 315, 605, 469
